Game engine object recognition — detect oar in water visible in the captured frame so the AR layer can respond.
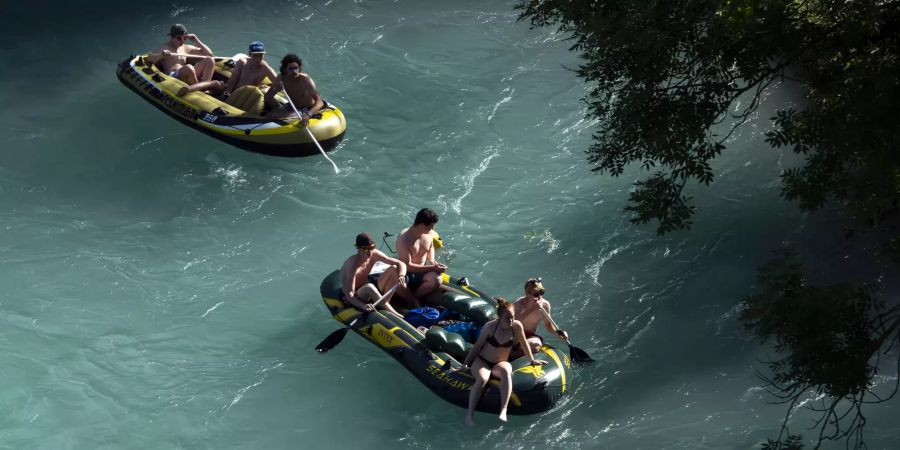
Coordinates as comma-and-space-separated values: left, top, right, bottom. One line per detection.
281, 87, 340, 174
315, 284, 399, 353
537, 305, 594, 364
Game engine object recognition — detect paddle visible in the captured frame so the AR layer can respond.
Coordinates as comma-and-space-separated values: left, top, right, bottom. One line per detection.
281, 87, 340, 174
151, 52, 238, 60
537, 305, 594, 364
315, 284, 399, 353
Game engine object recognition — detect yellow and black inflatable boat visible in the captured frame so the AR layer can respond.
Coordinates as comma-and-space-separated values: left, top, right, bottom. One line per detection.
116, 54, 346, 157
319, 270, 573, 415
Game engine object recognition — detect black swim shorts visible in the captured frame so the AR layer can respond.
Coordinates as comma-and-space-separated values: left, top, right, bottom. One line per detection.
405, 272, 425, 292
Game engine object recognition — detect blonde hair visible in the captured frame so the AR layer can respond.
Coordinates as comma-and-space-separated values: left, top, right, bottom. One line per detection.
525, 277, 542, 290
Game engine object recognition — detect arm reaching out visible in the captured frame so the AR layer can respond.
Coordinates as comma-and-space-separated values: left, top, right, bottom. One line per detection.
514, 322, 547, 365
538, 303, 569, 342
264, 76, 284, 109
373, 250, 408, 288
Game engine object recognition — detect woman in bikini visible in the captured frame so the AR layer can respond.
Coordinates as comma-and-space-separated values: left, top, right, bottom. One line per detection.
460, 298, 547, 425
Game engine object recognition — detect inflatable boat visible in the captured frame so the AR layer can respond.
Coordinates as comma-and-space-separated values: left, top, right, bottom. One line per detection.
319, 270, 573, 415
116, 54, 346, 157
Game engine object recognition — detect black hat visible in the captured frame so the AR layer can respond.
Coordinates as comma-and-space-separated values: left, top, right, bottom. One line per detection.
169, 24, 188, 37
355, 232, 376, 248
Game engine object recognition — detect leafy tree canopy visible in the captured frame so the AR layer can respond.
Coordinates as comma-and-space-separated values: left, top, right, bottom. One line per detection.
517, 0, 900, 236
742, 248, 900, 449
516, 1, 900, 448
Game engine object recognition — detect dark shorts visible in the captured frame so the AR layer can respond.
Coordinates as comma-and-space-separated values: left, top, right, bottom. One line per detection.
273, 103, 310, 118
405, 272, 426, 292
527, 333, 544, 346
369, 271, 426, 291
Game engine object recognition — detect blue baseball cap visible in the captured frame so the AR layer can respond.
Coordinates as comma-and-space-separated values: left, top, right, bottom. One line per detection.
248, 41, 265, 54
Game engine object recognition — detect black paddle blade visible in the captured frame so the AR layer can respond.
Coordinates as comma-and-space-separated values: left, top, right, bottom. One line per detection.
315, 327, 351, 353
568, 344, 594, 364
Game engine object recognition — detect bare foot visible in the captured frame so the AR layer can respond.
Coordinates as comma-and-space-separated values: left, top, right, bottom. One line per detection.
465, 414, 474, 426
177, 86, 190, 97
498, 409, 507, 422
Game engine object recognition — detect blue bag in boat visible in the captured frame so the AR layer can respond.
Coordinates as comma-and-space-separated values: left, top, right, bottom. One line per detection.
443, 321, 480, 343
404, 307, 441, 328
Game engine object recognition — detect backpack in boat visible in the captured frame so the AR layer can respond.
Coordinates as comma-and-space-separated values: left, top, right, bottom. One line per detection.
443, 321, 480, 343
404, 307, 441, 328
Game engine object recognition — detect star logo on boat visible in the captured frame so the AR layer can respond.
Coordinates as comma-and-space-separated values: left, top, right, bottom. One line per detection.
515, 365, 546, 379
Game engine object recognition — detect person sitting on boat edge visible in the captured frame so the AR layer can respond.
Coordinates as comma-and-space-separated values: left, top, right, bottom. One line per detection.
148, 24, 216, 86
511, 277, 569, 358
340, 232, 407, 317
395, 208, 447, 308
177, 41, 277, 101
459, 298, 546, 425
264, 54, 324, 125
514, 278, 569, 353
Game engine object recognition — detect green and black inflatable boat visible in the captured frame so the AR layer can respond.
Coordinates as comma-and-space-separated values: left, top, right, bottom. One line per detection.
319, 270, 573, 415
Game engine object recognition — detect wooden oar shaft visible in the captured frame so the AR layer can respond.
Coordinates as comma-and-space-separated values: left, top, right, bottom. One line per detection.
281, 87, 340, 174
153, 52, 235, 60
537, 305, 562, 332
347, 283, 399, 325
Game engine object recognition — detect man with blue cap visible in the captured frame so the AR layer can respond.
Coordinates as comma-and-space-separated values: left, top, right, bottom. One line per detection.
177, 40, 277, 113
221, 41, 277, 95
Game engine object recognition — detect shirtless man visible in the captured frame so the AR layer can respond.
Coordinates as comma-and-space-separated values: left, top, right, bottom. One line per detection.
512, 278, 569, 355
395, 208, 446, 306
264, 54, 324, 125
177, 41, 278, 98
148, 24, 215, 86
340, 232, 408, 317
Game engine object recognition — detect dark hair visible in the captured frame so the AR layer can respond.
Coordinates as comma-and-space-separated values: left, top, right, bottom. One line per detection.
414, 208, 439, 226
169, 24, 188, 37
355, 232, 376, 248
494, 297, 514, 317
280, 54, 302, 74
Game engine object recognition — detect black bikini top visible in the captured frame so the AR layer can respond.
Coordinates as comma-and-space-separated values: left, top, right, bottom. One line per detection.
486, 323, 514, 348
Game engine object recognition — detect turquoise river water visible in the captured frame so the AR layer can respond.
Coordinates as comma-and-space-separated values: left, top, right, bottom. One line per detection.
1, 1, 898, 449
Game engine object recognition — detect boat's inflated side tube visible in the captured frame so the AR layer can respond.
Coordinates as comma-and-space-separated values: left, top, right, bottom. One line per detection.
450, 297, 496, 325
425, 327, 471, 362
318, 269, 572, 415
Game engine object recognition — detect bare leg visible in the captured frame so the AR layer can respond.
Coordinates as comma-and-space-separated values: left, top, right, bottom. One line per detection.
466, 360, 491, 426
358, 283, 402, 318
177, 80, 224, 97
195, 56, 216, 82
415, 272, 441, 305
395, 285, 421, 309
493, 362, 513, 422
176, 64, 199, 85
378, 267, 420, 309
378, 299, 401, 317
528, 336, 543, 354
